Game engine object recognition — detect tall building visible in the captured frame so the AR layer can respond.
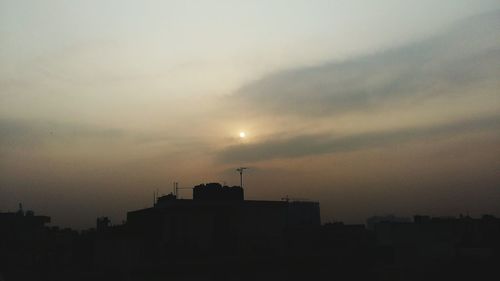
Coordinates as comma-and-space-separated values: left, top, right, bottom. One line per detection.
125, 183, 320, 256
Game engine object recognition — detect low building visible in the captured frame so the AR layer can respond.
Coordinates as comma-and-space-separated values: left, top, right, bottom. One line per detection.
372, 215, 500, 264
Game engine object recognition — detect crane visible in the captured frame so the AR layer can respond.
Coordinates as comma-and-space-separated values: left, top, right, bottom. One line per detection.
281, 195, 309, 202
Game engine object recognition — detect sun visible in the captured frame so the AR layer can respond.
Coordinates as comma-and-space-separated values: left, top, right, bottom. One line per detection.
239, 131, 246, 138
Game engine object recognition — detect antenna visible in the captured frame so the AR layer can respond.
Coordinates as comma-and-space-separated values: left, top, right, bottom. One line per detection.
236, 167, 248, 188
18, 203, 24, 215
174, 182, 179, 196
174, 183, 192, 199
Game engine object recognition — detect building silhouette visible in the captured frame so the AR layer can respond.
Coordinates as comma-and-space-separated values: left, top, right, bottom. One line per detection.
1, 191, 500, 280
94, 182, 320, 269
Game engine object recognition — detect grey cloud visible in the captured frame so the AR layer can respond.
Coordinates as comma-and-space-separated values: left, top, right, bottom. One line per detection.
0, 118, 210, 158
232, 11, 500, 116
0, 118, 123, 148
217, 115, 500, 163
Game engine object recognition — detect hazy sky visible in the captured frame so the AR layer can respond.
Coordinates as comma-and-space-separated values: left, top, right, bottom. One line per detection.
1, 0, 500, 228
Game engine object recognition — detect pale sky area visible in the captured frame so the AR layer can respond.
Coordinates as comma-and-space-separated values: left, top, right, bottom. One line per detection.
1, 0, 500, 228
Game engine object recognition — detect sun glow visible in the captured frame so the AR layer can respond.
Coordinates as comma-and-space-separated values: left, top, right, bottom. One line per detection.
239, 131, 246, 138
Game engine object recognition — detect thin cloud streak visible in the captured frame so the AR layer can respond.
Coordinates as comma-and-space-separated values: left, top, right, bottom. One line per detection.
0, 118, 123, 148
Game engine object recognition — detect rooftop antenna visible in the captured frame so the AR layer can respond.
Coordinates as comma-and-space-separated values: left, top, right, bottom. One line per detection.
173, 182, 192, 199
236, 167, 248, 188
174, 182, 179, 196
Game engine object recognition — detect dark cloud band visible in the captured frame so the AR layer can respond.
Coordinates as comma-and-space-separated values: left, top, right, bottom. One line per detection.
217, 115, 500, 163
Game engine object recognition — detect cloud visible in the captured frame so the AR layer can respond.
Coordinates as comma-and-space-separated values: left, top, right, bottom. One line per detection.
0, 118, 123, 148
217, 115, 500, 163
0, 118, 214, 164
217, 11, 500, 164
230, 11, 500, 117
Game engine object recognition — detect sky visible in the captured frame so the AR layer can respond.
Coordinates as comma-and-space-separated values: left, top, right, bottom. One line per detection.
1, 0, 500, 229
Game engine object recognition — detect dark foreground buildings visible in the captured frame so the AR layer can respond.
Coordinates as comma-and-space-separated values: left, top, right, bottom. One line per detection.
1, 183, 499, 281
95, 183, 321, 270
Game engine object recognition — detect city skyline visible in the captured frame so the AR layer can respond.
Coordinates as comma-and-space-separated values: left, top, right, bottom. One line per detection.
1, 1, 500, 229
